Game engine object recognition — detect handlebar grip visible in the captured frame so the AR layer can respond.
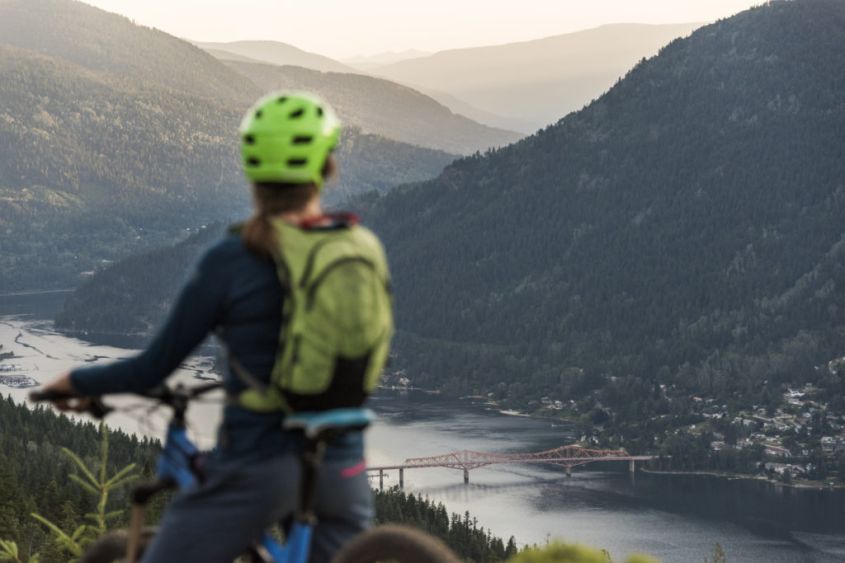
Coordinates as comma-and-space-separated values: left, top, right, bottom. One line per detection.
30, 389, 76, 402
29, 390, 112, 419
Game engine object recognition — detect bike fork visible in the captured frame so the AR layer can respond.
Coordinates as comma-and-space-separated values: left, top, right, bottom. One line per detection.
127, 505, 145, 563
126, 478, 176, 563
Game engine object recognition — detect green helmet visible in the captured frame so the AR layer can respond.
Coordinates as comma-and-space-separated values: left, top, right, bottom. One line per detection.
239, 92, 341, 186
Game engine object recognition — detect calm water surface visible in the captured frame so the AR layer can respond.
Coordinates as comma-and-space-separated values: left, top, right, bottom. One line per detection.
2, 291, 844, 562
368, 391, 845, 562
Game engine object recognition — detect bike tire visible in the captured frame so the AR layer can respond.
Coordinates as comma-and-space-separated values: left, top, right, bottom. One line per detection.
79, 529, 155, 563
331, 524, 461, 563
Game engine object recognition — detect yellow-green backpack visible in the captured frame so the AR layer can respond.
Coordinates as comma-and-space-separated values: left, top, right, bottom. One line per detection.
235, 215, 393, 412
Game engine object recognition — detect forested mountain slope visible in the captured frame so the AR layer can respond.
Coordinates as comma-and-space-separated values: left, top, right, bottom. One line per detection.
0, 46, 242, 288
56, 1, 845, 446
0, 397, 160, 561
0, 0, 456, 290
366, 0, 845, 413
227, 62, 522, 155
56, 226, 222, 334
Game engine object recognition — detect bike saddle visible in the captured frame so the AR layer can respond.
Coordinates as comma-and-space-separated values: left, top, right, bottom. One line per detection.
283, 408, 375, 440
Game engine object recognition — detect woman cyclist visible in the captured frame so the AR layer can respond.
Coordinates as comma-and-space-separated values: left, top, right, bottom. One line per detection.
40, 92, 388, 563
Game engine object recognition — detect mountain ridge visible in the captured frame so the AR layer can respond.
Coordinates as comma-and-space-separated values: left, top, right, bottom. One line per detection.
343, 49, 431, 70
373, 22, 703, 129
194, 40, 359, 74
226, 61, 522, 154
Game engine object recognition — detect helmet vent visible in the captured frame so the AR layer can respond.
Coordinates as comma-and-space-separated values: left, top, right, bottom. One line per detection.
287, 158, 307, 167
246, 157, 261, 167
316, 106, 324, 117
292, 135, 312, 145
243, 134, 255, 145
289, 108, 305, 119
277, 96, 288, 104
255, 110, 263, 119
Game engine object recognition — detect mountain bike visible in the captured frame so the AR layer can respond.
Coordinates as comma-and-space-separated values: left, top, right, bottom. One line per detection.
31, 383, 460, 563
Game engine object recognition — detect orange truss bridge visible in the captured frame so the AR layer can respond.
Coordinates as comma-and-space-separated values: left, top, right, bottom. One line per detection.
367, 445, 656, 489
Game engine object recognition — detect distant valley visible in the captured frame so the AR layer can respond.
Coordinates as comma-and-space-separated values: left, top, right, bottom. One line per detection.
193, 26, 706, 135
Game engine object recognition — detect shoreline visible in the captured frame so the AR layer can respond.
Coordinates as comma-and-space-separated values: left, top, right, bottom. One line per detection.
0, 288, 74, 297
56, 327, 151, 339
641, 468, 845, 491
378, 383, 441, 395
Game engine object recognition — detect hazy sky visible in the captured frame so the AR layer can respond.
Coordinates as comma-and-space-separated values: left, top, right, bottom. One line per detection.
82, 0, 763, 59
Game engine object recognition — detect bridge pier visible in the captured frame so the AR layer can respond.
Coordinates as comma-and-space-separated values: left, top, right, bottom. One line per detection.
629, 460, 636, 474
565, 465, 572, 478
379, 469, 384, 491
463, 468, 469, 484
399, 468, 404, 489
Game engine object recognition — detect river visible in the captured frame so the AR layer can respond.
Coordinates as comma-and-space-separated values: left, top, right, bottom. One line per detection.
1, 291, 844, 562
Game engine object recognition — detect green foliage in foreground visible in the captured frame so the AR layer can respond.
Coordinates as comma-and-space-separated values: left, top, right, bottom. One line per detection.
374, 487, 519, 562
0, 421, 138, 562
511, 541, 729, 563
511, 542, 656, 563
27, 422, 139, 560
0, 396, 159, 561
705, 543, 727, 563
0, 417, 142, 562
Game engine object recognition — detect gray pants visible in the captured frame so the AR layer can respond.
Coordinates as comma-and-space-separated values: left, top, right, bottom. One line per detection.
140, 454, 373, 563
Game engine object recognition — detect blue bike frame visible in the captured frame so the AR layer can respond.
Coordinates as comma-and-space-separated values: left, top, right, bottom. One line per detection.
157, 423, 299, 562
154, 405, 374, 563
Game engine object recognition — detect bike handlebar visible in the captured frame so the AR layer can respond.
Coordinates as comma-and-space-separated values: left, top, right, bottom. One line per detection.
29, 382, 223, 420
29, 390, 113, 419
29, 389, 75, 402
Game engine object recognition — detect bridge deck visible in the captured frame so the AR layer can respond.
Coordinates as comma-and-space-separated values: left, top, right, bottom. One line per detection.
368, 455, 656, 471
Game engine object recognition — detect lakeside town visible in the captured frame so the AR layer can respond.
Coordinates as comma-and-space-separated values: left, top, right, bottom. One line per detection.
685, 380, 845, 485
529, 359, 845, 487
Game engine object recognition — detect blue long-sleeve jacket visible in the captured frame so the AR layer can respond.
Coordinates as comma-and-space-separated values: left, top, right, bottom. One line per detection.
70, 233, 363, 462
